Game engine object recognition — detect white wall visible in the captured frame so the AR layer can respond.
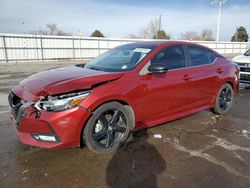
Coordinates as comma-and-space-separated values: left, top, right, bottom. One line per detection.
0, 33, 250, 62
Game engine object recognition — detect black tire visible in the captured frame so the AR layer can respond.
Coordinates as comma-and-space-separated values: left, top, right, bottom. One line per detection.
83, 102, 133, 154
212, 83, 234, 115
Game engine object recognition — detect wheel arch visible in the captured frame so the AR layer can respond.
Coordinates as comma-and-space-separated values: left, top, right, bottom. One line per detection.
91, 99, 135, 129
224, 77, 239, 96
211, 81, 234, 115
225, 81, 234, 90
211, 79, 236, 107
79, 99, 136, 147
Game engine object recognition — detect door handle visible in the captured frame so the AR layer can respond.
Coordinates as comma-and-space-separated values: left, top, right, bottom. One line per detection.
217, 68, 224, 74
183, 74, 192, 81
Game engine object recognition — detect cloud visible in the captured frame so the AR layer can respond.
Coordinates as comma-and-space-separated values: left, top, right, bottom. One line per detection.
0, 0, 249, 41
160, 6, 250, 40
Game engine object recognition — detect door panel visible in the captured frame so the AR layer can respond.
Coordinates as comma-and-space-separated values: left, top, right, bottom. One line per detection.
140, 69, 195, 123
186, 46, 221, 107
186, 65, 220, 107
139, 45, 195, 124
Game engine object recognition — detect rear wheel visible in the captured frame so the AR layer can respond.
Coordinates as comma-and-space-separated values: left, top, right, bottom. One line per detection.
83, 102, 133, 154
212, 83, 234, 115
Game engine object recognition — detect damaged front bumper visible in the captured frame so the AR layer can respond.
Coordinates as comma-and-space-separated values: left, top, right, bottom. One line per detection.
8, 92, 91, 149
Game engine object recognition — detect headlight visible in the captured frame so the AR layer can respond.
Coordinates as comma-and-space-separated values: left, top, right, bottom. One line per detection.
35, 91, 90, 112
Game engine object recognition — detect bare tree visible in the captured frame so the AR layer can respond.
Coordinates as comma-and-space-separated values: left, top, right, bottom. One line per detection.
180, 31, 201, 41
138, 18, 159, 39
30, 23, 72, 36
46, 24, 58, 35
200, 29, 215, 41
181, 30, 215, 41
125, 33, 140, 39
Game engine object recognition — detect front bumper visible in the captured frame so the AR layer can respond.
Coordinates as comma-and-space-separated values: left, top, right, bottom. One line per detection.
9, 94, 91, 149
240, 72, 250, 84
236, 63, 250, 84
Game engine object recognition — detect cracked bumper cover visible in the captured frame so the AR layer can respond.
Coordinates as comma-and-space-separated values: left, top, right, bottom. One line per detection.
9, 103, 91, 149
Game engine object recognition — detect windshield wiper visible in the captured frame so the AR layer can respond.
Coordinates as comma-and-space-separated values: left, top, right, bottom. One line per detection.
87, 66, 104, 71
75, 64, 85, 68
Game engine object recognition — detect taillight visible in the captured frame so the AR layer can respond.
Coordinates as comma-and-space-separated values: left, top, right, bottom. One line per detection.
231, 62, 240, 82
235, 68, 240, 82
235, 64, 240, 72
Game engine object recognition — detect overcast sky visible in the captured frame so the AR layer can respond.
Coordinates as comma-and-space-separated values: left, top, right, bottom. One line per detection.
0, 0, 249, 41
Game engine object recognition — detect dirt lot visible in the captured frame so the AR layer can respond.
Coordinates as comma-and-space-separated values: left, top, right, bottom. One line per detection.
0, 61, 250, 188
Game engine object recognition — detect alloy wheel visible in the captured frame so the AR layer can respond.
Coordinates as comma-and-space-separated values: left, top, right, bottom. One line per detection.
218, 87, 232, 111
92, 109, 128, 149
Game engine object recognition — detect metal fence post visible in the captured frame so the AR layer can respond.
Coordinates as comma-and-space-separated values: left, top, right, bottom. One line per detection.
224, 42, 226, 54
79, 36, 82, 59
40, 36, 44, 61
2, 35, 8, 62
35, 35, 39, 61
72, 38, 75, 60
98, 39, 100, 55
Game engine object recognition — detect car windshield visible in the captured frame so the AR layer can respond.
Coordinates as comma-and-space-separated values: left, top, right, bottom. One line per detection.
244, 49, 250, 56
85, 44, 155, 72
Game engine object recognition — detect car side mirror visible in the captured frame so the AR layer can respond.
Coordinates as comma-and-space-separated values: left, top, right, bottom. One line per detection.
148, 64, 168, 74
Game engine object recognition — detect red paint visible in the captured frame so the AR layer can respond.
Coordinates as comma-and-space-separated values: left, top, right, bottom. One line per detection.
9, 41, 239, 148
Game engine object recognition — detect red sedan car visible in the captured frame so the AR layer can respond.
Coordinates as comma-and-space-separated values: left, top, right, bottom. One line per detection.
9, 41, 239, 153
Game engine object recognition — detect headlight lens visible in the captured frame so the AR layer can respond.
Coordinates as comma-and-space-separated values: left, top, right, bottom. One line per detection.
35, 91, 90, 112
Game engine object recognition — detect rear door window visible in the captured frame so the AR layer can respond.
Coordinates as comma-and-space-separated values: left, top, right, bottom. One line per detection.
207, 50, 216, 64
188, 46, 216, 66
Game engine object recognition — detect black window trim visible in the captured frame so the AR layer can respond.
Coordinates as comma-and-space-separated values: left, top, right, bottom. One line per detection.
152, 45, 188, 72
139, 44, 218, 76
243, 49, 250, 56
185, 45, 217, 68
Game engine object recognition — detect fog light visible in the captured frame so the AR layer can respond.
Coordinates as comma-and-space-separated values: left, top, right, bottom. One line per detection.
39, 135, 56, 142
32, 134, 58, 142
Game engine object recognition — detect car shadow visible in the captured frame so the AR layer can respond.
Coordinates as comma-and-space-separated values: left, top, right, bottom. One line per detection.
106, 130, 166, 188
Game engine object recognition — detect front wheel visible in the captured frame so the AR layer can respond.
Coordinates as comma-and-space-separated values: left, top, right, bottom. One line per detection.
212, 83, 234, 115
83, 102, 133, 154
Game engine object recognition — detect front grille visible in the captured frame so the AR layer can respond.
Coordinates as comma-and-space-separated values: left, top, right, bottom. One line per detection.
240, 67, 250, 72
237, 62, 250, 67
8, 92, 22, 120
237, 63, 248, 67
240, 74, 250, 81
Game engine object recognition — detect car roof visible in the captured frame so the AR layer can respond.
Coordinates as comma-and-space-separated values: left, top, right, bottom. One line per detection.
123, 40, 205, 48
121, 40, 223, 58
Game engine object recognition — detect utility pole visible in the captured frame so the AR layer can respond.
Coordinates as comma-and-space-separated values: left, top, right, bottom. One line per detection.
157, 15, 162, 39
235, 26, 239, 42
211, 0, 228, 42
159, 14, 162, 31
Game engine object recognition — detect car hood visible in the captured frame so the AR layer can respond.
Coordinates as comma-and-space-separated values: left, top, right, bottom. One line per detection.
12, 65, 123, 101
232, 55, 250, 63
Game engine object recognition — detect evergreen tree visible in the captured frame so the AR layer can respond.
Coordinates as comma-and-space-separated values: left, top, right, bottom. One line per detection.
90, 30, 104, 37
231, 26, 248, 42
153, 30, 170, 40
